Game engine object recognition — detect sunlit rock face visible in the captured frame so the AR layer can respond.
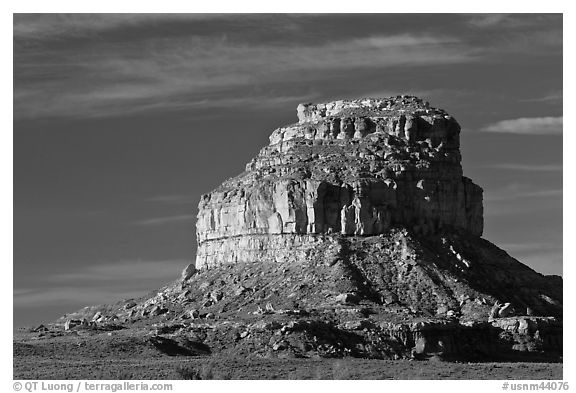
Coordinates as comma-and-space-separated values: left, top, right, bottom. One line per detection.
196, 96, 483, 269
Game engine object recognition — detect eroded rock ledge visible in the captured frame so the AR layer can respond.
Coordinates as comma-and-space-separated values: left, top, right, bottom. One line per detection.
196, 96, 483, 269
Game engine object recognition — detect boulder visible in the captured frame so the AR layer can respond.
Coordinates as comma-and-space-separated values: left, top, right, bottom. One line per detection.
149, 306, 167, 316
124, 301, 137, 310
202, 300, 213, 308
489, 302, 501, 320
64, 319, 81, 331
413, 337, 427, 355
32, 324, 48, 332
210, 291, 223, 303
181, 263, 197, 281
272, 340, 290, 351
91, 312, 102, 322
498, 303, 514, 318
335, 293, 360, 305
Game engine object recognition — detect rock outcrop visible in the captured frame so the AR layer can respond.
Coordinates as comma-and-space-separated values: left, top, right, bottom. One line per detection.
196, 96, 483, 269
38, 96, 561, 365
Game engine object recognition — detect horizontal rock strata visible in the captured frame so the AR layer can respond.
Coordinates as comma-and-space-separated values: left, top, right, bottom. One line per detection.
196, 96, 483, 268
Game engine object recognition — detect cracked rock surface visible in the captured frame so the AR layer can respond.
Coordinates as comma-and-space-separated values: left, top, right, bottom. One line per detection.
197, 96, 482, 268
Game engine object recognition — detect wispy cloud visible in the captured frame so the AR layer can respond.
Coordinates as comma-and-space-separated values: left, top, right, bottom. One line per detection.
485, 188, 562, 202
466, 14, 561, 30
499, 242, 559, 254
467, 14, 512, 28
14, 259, 189, 307
14, 20, 475, 120
483, 163, 562, 172
132, 214, 196, 226
522, 91, 563, 104
479, 116, 562, 135
497, 30, 562, 55
45, 259, 189, 283
13, 14, 231, 40
14, 14, 562, 120
14, 287, 150, 308
465, 14, 562, 57
144, 194, 198, 204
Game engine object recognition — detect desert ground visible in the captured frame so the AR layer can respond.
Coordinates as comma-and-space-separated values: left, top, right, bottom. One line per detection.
14, 328, 561, 380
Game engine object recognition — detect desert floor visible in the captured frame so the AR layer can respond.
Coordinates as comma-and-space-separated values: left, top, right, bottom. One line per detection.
14, 330, 562, 380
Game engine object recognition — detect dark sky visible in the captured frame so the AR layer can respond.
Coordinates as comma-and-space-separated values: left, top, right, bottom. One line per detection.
13, 14, 562, 327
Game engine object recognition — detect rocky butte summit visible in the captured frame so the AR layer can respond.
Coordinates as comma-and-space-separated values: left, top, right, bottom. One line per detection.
196, 96, 482, 269
59, 96, 562, 361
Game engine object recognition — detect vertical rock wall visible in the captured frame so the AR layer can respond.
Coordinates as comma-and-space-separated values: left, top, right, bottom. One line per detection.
196, 96, 484, 269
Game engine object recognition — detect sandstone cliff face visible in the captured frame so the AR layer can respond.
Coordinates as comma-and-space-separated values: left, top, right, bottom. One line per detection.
196, 96, 483, 269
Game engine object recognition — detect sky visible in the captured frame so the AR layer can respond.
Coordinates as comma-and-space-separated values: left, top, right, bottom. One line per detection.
13, 13, 563, 327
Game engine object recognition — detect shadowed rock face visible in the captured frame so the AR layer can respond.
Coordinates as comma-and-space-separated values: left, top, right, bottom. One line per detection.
196, 96, 483, 269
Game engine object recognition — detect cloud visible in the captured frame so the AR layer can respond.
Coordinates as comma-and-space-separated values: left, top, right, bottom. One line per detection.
144, 194, 198, 204
522, 91, 563, 104
132, 214, 196, 226
13, 288, 36, 296
14, 25, 475, 119
479, 117, 562, 135
14, 14, 563, 120
467, 14, 512, 28
498, 30, 562, 54
45, 259, 189, 283
483, 163, 562, 172
13, 14, 232, 40
466, 14, 561, 30
499, 242, 559, 254
464, 14, 562, 57
14, 287, 151, 308
485, 188, 562, 202
14, 259, 190, 308
483, 182, 562, 204
484, 189, 563, 204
